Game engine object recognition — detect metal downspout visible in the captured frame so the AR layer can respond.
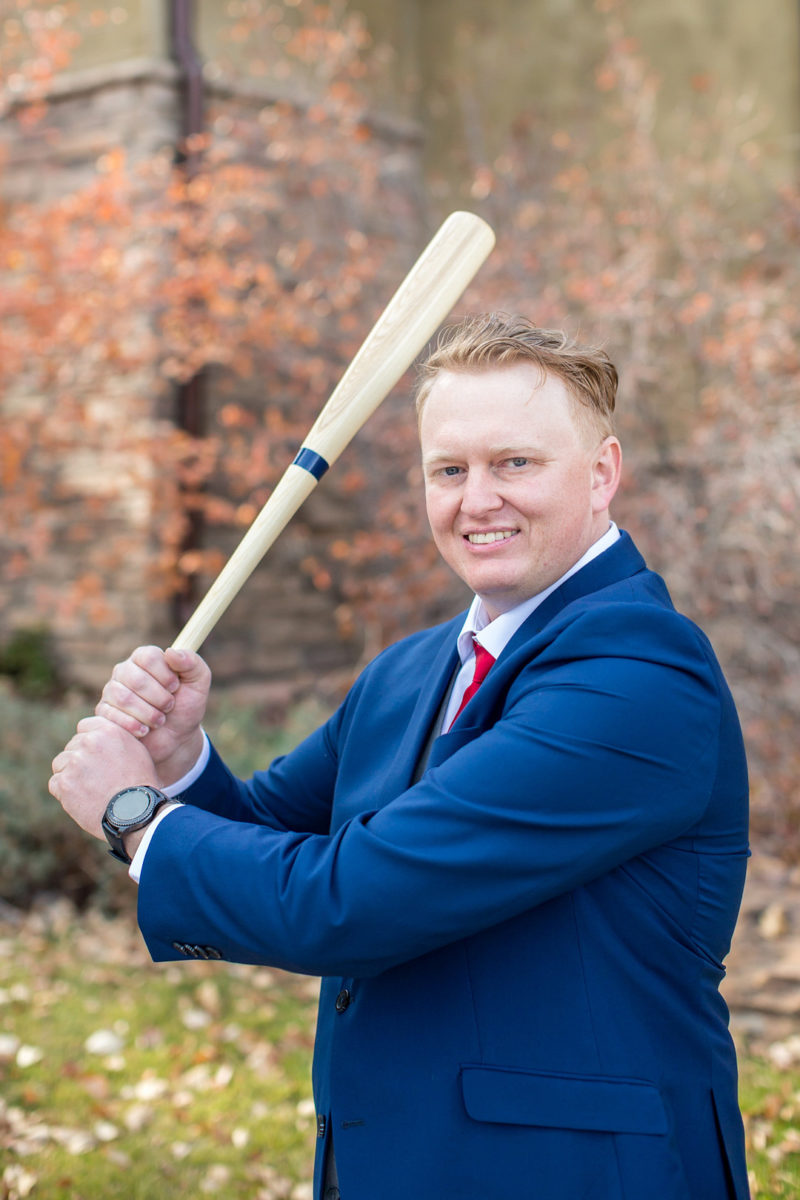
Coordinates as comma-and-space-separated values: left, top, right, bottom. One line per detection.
169, 0, 206, 628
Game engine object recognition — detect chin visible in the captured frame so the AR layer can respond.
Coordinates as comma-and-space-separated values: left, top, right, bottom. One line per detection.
466, 577, 519, 609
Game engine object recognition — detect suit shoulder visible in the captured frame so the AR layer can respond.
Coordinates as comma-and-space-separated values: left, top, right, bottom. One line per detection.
542, 587, 726, 685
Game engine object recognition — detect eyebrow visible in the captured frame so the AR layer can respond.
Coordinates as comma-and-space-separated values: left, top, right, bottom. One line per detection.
489, 446, 546, 458
422, 445, 547, 466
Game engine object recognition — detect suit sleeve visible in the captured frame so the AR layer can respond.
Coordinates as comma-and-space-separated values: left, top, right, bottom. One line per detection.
175, 718, 340, 836
138, 605, 732, 976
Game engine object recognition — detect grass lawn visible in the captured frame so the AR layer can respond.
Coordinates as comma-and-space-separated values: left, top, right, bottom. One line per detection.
2, 901, 800, 1199
740, 1050, 800, 1199
0, 902, 319, 1199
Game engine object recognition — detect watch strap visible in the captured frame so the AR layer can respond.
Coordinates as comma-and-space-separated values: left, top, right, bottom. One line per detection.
104, 825, 134, 865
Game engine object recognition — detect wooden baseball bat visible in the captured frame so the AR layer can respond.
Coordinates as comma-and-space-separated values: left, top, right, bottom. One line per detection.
172, 210, 495, 652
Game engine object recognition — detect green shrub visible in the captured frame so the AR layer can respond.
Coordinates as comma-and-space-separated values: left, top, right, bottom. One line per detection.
0, 626, 61, 699
0, 682, 125, 911
0, 681, 329, 912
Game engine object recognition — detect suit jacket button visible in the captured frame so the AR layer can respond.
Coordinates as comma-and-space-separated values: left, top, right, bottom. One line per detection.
172, 942, 190, 956
317, 1114, 327, 1138
335, 988, 351, 1013
203, 946, 223, 960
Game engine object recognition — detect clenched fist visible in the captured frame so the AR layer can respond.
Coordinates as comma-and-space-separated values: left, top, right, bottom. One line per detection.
95, 646, 211, 786
49, 716, 160, 842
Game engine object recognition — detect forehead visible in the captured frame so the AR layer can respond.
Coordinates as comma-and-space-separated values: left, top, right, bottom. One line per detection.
419, 364, 583, 452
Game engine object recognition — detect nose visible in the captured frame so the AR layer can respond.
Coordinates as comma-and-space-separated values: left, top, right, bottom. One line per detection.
459, 467, 504, 517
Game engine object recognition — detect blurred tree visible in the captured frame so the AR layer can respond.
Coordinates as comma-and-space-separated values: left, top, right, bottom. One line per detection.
1, 0, 798, 855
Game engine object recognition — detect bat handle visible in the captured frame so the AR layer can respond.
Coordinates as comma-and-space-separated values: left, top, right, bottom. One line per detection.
171, 464, 316, 652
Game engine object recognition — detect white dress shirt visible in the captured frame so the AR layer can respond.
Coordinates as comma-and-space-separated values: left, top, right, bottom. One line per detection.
130, 522, 620, 883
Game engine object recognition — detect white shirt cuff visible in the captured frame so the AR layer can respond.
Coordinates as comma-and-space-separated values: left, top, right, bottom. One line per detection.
128, 803, 182, 884
163, 730, 211, 797
127, 732, 211, 885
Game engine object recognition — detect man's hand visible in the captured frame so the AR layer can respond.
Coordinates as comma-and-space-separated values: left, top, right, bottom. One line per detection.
49, 717, 160, 842
95, 646, 211, 785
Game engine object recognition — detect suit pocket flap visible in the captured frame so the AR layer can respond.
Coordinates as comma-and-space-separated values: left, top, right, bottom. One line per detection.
460, 1065, 668, 1135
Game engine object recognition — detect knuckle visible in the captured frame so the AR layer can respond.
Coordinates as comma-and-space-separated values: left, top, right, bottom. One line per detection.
114, 683, 138, 710
108, 679, 130, 704
110, 664, 133, 689
134, 644, 162, 667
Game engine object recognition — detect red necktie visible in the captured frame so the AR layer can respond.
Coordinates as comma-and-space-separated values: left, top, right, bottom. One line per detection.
448, 637, 496, 730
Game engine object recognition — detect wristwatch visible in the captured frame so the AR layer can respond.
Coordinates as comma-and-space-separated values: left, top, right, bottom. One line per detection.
102, 785, 171, 865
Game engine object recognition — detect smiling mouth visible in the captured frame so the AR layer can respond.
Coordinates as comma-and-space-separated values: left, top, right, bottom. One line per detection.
465, 530, 519, 544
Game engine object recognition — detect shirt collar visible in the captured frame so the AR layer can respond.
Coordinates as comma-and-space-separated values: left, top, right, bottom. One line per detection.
456, 522, 621, 664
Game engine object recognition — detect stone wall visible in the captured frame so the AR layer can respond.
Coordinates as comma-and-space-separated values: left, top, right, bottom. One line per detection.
0, 45, 426, 697
0, 61, 182, 689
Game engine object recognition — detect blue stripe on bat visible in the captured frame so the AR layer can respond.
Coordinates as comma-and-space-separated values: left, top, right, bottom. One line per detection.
292, 447, 330, 481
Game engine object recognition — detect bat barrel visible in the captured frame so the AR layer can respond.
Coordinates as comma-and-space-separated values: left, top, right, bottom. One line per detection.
172, 211, 495, 653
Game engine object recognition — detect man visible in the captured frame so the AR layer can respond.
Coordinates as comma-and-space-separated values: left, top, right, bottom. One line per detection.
50, 314, 750, 1200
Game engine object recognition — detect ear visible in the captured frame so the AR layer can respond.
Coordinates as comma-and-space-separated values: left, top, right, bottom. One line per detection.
591, 437, 622, 514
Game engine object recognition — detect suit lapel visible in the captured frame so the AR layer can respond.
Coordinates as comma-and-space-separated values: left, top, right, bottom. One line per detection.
427, 532, 649, 771
383, 615, 463, 793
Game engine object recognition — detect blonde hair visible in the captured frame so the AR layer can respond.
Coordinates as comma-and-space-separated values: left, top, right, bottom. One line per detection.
415, 313, 618, 439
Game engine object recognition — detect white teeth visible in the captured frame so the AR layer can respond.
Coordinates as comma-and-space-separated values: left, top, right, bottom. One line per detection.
467, 531, 516, 544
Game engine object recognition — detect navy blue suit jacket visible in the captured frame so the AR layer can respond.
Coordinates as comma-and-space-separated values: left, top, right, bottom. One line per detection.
138, 532, 750, 1199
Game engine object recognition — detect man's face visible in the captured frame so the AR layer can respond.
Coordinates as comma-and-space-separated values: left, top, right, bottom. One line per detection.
420, 363, 621, 619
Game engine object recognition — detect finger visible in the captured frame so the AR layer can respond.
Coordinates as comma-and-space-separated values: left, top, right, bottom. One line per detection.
164, 648, 211, 689
52, 729, 96, 767
96, 680, 171, 735
54, 732, 82, 760
110, 657, 179, 707
76, 714, 121, 735
95, 700, 153, 738
51, 740, 83, 774
130, 645, 182, 693
104, 658, 178, 707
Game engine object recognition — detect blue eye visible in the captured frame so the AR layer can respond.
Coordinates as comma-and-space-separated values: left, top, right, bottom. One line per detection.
443, 465, 461, 476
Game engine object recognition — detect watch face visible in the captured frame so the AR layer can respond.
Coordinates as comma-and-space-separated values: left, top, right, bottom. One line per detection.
110, 788, 152, 823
